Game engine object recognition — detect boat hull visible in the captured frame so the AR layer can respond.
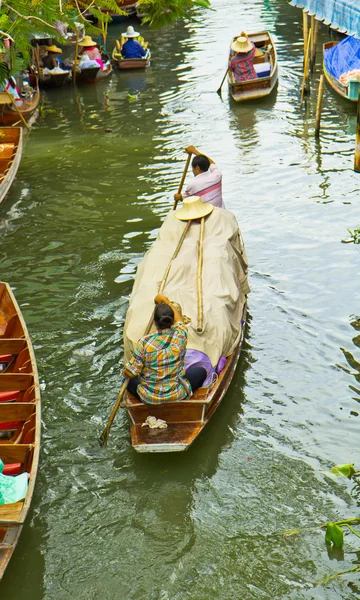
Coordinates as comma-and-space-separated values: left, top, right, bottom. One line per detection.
0, 89, 40, 126
123, 305, 247, 453
323, 41, 357, 102
228, 31, 278, 102
0, 128, 23, 205
0, 282, 41, 581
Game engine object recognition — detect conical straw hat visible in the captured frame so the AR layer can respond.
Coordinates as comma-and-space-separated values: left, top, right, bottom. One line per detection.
231, 36, 253, 54
123, 26, 140, 38
79, 35, 97, 47
47, 45, 62, 53
174, 196, 214, 221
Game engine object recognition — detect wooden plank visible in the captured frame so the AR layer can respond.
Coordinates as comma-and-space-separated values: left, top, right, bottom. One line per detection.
129, 402, 204, 424
0, 444, 31, 464
0, 339, 26, 353
0, 502, 24, 523
0, 403, 35, 422
0, 374, 33, 391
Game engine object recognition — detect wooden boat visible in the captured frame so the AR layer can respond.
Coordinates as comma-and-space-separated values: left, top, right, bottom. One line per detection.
0, 76, 40, 126
38, 69, 71, 88
120, 209, 249, 453
0, 128, 23, 206
112, 38, 150, 70
0, 282, 40, 580
74, 54, 112, 83
228, 31, 278, 102
101, 0, 137, 20
323, 41, 358, 102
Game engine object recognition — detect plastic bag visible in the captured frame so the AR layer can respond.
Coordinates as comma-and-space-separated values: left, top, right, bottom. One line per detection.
0, 459, 28, 505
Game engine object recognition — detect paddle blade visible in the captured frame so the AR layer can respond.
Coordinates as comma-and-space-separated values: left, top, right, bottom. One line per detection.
99, 426, 109, 446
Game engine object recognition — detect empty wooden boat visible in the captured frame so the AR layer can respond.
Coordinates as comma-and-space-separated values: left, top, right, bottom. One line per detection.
0, 77, 40, 126
120, 208, 250, 452
0, 128, 23, 206
112, 38, 150, 70
228, 31, 278, 102
0, 282, 40, 580
323, 40, 359, 102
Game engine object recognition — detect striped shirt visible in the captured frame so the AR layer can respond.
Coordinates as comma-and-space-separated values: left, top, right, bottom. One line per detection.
184, 164, 225, 209
123, 322, 192, 404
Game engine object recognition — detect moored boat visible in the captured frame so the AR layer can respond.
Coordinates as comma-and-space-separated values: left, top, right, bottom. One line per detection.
112, 37, 150, 70
227, 31, 278, 102
0, 76, 40, 126
0, 128, 23, 206
323, 38, 360, 102
74, 54, 112, 83
101, 0, 137, 21
120, 207, 250, 452
0, 282, 40, 580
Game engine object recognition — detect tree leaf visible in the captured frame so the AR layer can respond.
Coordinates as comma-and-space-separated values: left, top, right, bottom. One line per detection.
325, 523, 344, 548
330, 463, 356, 478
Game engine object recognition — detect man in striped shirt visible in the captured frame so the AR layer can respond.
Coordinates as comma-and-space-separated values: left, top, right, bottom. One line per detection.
174, 145, 225, 209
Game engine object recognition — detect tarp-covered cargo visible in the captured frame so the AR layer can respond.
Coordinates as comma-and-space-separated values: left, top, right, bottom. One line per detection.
123, 208, 250, 366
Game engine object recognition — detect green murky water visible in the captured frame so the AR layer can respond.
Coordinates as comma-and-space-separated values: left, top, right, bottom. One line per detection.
1, 1, 360, 598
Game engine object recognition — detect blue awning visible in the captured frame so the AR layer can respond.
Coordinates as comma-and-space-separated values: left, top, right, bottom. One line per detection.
289, 0, 360, 39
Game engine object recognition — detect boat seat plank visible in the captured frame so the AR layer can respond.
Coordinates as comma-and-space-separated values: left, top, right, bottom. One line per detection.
249, 34, 269, 45
0, 374, 33, 391
0, 501, 24, 523
0, 340, 26, 354
129, 402, 204, 424
0, 403, 35, 422
0, 444, 31, 465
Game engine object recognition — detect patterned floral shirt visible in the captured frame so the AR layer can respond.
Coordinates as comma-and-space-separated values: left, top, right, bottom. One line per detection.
123, 322, 192, 405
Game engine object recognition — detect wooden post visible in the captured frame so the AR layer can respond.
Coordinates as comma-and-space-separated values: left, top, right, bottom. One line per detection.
315, 74, 325, 137
73, 30, 79, 84
310, 17, 318, 72
354, 89, 360, 172
300, 28, 312, 106
303, 11, 309, 60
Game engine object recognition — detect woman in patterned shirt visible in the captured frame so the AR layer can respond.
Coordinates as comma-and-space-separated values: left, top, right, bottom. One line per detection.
123, 294, 206, 405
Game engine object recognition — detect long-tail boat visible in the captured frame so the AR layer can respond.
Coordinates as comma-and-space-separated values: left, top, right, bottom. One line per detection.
228, 30, 278, 102
0, 282, 40, 580
112, 37, 150, 70
0, 76, 40, 126
323, 40, 359, 102
0, 128, 23, 206
120, 207, 250, 452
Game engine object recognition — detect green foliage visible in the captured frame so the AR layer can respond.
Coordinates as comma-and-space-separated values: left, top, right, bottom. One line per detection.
137, 0, 212, 27
325, 522, 344, 548
330, 463, 356, 478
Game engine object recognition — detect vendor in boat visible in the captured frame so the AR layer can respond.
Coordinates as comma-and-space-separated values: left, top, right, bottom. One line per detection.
121, 26, 147, 59
78, 36, 104, 70
40, 45, 63, 70
229, 34, 258, 82
174, 145, 225, 209
123, 281, 209, 404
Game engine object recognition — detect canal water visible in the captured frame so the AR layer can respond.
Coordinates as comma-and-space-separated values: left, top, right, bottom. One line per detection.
1, 0, 360, 598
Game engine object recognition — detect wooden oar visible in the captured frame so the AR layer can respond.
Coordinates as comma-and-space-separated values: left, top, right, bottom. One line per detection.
99, 219, 192, 446
173, 153, 192, 210
217, 68, 228, 94
196, 217, 205, 333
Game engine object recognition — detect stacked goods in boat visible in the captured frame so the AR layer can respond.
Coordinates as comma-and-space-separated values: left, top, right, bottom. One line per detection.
0, 282, 40, 580
0, 128, 23, 205
0, 75, 40, 126
112, 36, 150, 70
121, 207, 250, 452
323, 37, 360, 102
228, 31, 278, 102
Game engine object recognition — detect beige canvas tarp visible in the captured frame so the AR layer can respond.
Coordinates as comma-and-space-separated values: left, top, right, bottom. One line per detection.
123, 208, 250, 366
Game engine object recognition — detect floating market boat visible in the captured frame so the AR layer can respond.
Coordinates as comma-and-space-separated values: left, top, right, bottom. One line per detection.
74, 54, 112, 83
101, 0, 137, 21
120, 207, 250, 452
0, 128, 23, 206
228, 30, 278, 102
0, 282, 40, 580
0, 77, 40, 126
112, 37, 150, 70
323, 37, 360, 102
